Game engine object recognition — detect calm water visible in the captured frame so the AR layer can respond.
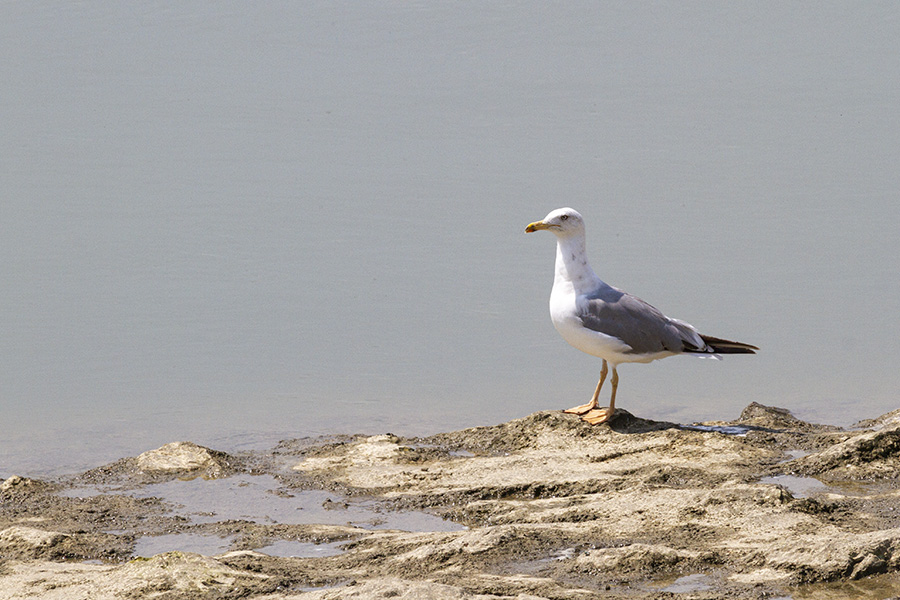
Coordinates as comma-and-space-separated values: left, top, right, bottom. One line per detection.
3, 2, 899, 476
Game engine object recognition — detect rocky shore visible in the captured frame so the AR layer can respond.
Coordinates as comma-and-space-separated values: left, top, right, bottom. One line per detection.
2, 403, 900, 599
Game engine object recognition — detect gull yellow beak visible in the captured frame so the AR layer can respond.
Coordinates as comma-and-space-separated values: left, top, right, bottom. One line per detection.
525, 220, 551, 233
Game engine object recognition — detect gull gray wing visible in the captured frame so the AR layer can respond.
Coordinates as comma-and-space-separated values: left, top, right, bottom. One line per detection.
578, 286, 704, 355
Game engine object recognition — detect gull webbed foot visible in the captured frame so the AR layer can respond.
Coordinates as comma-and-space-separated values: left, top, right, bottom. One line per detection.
563, 402, 598, 416
581, 407, 616, 425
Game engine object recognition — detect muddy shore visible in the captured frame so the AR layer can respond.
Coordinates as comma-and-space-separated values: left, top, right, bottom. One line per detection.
2, 402, 900, 599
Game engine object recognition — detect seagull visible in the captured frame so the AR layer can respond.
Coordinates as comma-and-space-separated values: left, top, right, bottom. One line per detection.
525, 207, 757, 425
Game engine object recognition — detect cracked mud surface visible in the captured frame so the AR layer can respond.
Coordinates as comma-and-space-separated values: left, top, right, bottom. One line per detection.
2, 403, 900, 599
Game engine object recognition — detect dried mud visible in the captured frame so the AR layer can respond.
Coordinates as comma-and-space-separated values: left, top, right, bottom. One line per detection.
2, 403, 900, 599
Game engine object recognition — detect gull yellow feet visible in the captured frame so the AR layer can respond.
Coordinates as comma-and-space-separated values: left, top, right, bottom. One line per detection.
563, 402, 598, 416
564, 364, 618, 426
563, 360, 608, 417
581, 407, 616, 425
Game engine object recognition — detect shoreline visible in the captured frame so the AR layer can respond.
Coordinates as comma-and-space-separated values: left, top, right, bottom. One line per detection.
2, 402, 900, 599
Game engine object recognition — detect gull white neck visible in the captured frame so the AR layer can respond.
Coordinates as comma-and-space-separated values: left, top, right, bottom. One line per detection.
554, 234, 602, 295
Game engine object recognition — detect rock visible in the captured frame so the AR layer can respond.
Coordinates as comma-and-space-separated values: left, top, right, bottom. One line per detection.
135, 441, 233, 478
0, 552, 276, 599
0, 526, 131, 562
262, 577, 524, 599
574, 543, 699, 573
293, 434, 414, 488
1, 475, 45, 493
738, 402, 812, 429
766, 528, 900, 582
790, 422, 900, 480
355, 434, 404, 461
0, 526, 68, 557
728, 568, 792, 584
118, 552, 275, 595
853, 408, 900, 429
74, 440, 238, 485
388, 526, 520, 565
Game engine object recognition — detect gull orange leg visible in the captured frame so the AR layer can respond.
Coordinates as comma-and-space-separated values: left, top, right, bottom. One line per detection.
564, 360, 608, 415
582, 366, 618, 425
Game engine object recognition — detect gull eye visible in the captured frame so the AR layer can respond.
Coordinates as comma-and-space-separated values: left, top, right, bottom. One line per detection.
560, 214, 569, 221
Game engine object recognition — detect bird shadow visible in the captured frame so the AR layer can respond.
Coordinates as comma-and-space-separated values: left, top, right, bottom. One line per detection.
603, 409, 785, 436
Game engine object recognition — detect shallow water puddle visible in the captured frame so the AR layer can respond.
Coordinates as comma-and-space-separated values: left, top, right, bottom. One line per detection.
789, 571, 900, 599
63, 473, 463, 532
759, 473, 884, 499
781, 449, 811, 462
759, 475, 827, 499
131, 533, 347, 559
659, 574, 712, 593
131, 474, 336, 525
133, 533, 232, 557
255, 539, 345, 558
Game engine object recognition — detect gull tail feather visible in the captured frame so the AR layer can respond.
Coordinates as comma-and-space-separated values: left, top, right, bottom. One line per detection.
695, 334, 758, 355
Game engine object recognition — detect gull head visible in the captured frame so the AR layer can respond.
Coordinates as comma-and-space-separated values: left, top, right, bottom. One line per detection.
525, 207, 585, 238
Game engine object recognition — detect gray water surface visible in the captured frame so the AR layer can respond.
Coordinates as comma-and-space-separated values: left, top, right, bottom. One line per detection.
3, 2, 899, 476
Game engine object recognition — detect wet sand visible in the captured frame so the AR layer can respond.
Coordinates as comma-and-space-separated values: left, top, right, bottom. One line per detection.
2, 403, 900, 599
